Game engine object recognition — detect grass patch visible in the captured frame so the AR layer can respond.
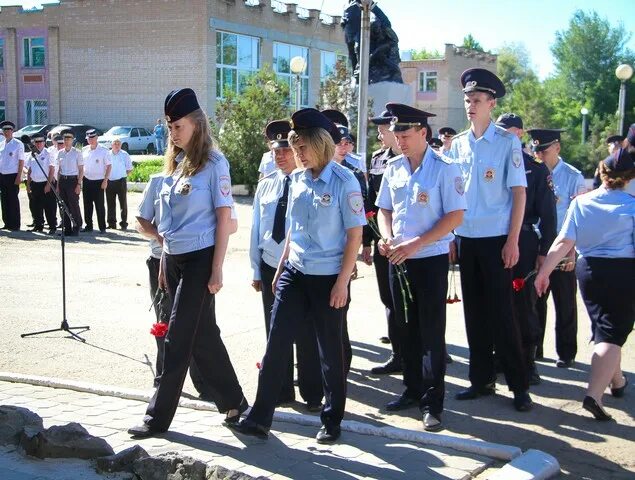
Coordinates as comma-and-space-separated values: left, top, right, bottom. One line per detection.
129, 159, 164, 182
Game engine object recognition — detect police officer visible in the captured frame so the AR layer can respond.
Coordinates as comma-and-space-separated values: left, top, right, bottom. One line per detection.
429, 137, 443, 152
438, 127, 457, 155
496, 114, 557, 385
447, 68, 532, 412
0, 121, 26, 230
106, 138, 133, 230
250, 119, 323, 411
527, 128, 585, 367
377, 103, 466, 431
367, 110, 402, 374
128, 88, 247, 438
323, 108, 366, 175
81, 129, 111, 233
230, 108, 365, 444
56, 130, 83, 236
26, 134, 57, 234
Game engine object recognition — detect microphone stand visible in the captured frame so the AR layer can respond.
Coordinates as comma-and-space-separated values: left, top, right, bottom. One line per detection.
20, 141, 90, 342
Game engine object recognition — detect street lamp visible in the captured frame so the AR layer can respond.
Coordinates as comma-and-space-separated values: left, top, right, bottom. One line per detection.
615, 63, 633, 135
580, 107, 589, 144
290, 56, 306, 112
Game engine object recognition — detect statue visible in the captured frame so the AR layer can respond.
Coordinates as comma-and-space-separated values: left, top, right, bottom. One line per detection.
341, 0, 403, 84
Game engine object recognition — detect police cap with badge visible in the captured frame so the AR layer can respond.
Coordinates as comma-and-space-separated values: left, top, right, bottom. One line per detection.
606, 134, 625, 145
265, 120, 291, 149
289, 108, 342, 144
370, 110, 393, 126
386, 103, 436, 133
461, 68, 506, 98
0, 120, 16, 131
429, 137, 443, 149
164, 88, 200, 122
438, 127, 457, 137
85, 129, 99, 139
495, 113, 524, 130
321, 109, 349, 128
526, 128, 565, 152
61, 128, 75, 139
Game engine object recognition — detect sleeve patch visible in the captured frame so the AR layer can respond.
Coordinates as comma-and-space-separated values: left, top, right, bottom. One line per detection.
347, 191, 364, 215
512, 149, 522, 168
219, 175, 231, 197
454, 176, 465, 195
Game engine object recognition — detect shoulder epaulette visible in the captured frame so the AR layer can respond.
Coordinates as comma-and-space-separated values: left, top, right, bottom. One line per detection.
371, 148, 384, 157
453, 130, 469, 139
332, 161, 355, 181
494, 127, 514, 139
387, 153, 404, 164
432, 150, 452, 164
258, 170, 278, 182
208, 150, 225, 164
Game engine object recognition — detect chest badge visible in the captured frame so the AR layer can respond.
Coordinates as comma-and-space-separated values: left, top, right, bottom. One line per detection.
417, 191, 429, 205
484, 168, 495, 183
177, 181, 192, 196
320, 192, 333, 207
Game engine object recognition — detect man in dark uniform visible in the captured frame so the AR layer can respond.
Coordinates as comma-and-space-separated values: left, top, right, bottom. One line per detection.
0, 121, 25, 230
366, 110, 402, 374
495, 114, 557, 384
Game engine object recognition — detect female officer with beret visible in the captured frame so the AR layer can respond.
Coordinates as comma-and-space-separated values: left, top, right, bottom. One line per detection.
128, 88, 247, 438
230, 108, 366, 444
535, 135, 635, 421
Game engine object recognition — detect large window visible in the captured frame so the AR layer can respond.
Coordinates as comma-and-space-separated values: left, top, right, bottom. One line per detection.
320, 51, 347, 83
0, 101, 5, 122
0, 39, 4, 68
419, 71, 437, 92
216, 31, 260, 99
274, 42, 309, 107
25, 100, 47, 125
23, 37, 45, 67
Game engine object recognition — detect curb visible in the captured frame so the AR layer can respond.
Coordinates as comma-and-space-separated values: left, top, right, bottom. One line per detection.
0, 372, 559, 477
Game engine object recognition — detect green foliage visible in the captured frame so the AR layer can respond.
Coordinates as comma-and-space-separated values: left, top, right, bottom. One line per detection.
496, 42, 535, 88
409, 48, 442, 60
128, 159, 163, 182
215, 65, 290, 188
461, 34, 484, 52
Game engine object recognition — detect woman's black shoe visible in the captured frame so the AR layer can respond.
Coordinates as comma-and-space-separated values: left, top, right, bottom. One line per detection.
227, 419, 269, 439
127, 423, 165, 438
582, 396, 613, 421
222, 397, 249, 426
610, 375, 628, 398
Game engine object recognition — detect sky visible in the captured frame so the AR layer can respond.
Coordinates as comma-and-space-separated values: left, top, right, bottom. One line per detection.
7, 0, 635, 79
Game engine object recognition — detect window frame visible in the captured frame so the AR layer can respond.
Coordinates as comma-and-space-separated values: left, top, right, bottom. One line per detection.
0, 38, 4, 69
273, 41, 310, 107
25, 99, 48, 125
216, 30, 260, 99
418, 71, 438, 92
23, 37, 46, 68
0, 100, 5, 122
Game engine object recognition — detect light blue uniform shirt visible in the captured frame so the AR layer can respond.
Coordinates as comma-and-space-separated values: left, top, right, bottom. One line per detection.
250, 169, 290, 281
448, 122, 527, 238
287, 161, 367, 275
258, 151, 276, 177
376, 148, 467, 258
137, 174, 164, 259
550, 158, 586, 231
158, 151, 234, 255
345, 152, 366, 173
561, 186, 635, 259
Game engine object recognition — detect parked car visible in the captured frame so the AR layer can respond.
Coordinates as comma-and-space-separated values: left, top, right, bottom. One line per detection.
98, 126, 156, 153
46, 124, 102, 147
14, 124, 56, 140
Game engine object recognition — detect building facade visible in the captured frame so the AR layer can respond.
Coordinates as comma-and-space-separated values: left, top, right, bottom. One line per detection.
0, 0, 346, 130
400, 44, 498, 133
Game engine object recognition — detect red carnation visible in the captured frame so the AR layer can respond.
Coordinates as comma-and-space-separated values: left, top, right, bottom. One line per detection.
256, 362, 262, 370
512, 278, 525, 292
150, 322, 169, 337
452, 294, 461, 303
365, 211, 376, 220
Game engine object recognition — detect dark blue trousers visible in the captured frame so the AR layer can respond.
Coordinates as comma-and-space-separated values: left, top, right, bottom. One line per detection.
247, 262, 347, 430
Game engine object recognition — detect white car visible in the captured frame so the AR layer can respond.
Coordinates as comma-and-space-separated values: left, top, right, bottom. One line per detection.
98, 126, 156, 153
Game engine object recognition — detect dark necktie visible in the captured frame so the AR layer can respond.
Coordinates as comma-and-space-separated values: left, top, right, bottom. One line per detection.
272, 175, 290, 243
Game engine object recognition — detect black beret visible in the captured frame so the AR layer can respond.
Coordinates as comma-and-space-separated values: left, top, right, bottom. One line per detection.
385, 103, 436, 132
86, 129, 98, 138
438, 126, 457, 136
526, 128, 566, 152
321, 109, 349, 129
370, 110, 393, 126
265, 120, 291, 149
164, 88, 200, 122
606, 135, 624, 144
290, 108, 342, 144
461, 68, 506, 98
604, 149, 635, 172
0, 120, 16, 130
495, 113, 523, 130
429, 137, 443, 148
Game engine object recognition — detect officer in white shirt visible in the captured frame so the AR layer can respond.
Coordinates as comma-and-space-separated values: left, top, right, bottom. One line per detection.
0, 121, 26, 230
26, 134, 57, 234
81, 129, 111, 233
106, 138, 133, 230
56, 130, 84, 236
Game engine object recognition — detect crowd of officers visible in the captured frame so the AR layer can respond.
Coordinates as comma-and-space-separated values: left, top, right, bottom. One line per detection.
0, 124, 133, 235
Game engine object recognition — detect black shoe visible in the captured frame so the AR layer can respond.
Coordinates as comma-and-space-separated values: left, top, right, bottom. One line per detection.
611, 375, 628, 398
306, 401, 323, 413
81, 226, 93, 232
276, 395, 296, 407
107, 224, 116, 229
371, 356, 402, 375
222, 397, 249, 425
316, 424, 341, 444
513, 391, 533, 412
29, 226, 44, 232
47, 229, 56, 235
445, 353, 453, 364
535, 347, 544, 360
422, 411, 443, 432
455, 383, 495, 401
127, 423, 165, 438
227, 419, 269, 439
386, 393, 418, 411
529, 370, 542, 386
120, 224, 128, 230
379, 336, 391, 344
26, 222, 34, 227
99, 229, 106, 233
556, 358, 574, 368
582, 396, 613, 421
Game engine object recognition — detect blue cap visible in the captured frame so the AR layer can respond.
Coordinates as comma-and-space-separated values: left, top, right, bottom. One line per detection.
385, 103, 436, 132
164, 88, 200, 122
526, 128, 566, 152
429, 137, 443, 148
461, 68, 506, 98
265, 120, 291, 148
604, 149, 635, 172
290, 108, 342, 144
370, 110, 393, 126
321, 109, 349, 129
495, 113, 523, 130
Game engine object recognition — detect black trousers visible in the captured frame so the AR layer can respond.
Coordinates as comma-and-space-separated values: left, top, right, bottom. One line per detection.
390, 254, 448, 414
536, 269, 578, 361
29, 181, 57, 230
0, 173, 20, 230
373, 242, 399, 358
260, 261, 323, 404
25, 180, 36, 224
511, 229, 541, 356
143, 247, 244, 430
82, 178, 106, 230
458, 235, 528, 392
106, 178, 128, 228
58, 176, 81, 233
247, 263, 347, 430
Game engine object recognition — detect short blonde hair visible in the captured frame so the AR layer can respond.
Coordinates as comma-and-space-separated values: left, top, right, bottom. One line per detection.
288, 127, 335, 171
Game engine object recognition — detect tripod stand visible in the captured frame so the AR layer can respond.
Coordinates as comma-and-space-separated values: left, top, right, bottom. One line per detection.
20, 137, 90, 342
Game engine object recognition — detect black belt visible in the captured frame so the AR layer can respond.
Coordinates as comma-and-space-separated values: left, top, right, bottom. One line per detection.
59, 175, 78, 179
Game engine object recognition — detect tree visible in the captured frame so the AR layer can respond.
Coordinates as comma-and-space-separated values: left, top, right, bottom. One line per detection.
461, 34, 484, 52
214, 65, 289, 188
496, 42, 535, 89
409, 48, 442, 60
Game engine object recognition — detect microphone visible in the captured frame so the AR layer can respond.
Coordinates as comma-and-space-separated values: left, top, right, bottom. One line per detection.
20, 134, 33, 153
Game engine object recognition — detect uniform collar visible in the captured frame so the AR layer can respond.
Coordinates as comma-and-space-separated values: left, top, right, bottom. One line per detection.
552, 157, 564, 174
310, 160, 334, 184
469, 121, 496, 143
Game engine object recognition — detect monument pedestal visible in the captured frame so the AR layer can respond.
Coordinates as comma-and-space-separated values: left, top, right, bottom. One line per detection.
367, 81, 413, 113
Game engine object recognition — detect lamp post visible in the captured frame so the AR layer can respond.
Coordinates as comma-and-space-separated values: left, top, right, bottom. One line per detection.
580, 107, 588, 145
615, 63, 633, 135
356, 0, 372, 162
290, 56, 306, 112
